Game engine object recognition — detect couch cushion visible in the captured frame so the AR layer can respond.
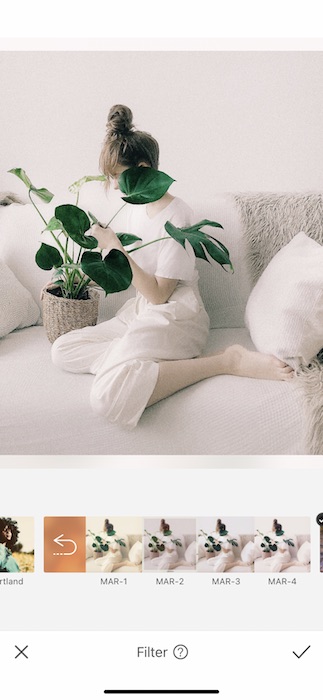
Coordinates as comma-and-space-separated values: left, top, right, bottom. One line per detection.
0, 259, 40, 337
0, 203, 50, 310
245, 233, 323, 367
0, 325, 303, 455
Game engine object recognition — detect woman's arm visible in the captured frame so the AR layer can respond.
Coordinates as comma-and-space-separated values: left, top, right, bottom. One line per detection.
91, 224, 178, 305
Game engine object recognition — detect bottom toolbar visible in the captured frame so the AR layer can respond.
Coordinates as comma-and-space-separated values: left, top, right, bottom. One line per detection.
2, 630, 318, 700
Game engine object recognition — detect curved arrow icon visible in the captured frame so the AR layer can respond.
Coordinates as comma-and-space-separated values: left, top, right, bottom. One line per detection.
53, 534, 78, 556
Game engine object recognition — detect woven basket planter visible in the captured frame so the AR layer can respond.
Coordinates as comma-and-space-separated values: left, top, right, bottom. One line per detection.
41, 287, 100, 343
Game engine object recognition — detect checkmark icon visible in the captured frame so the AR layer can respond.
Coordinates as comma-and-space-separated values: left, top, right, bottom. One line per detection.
293, 645, 311, 659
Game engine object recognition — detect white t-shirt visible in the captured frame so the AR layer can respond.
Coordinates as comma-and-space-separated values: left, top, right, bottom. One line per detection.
126, 197, 198, 283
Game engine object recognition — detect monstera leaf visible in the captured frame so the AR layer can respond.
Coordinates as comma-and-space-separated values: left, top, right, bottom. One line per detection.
117, 233, 142, 247
68, 174, 107, 194
8, 168, 54, 202
164, 220, 232, 270
35, 243, 63, 270
55, 205, 97, 249
118, 166, 175, 204
81, 249, 133, 295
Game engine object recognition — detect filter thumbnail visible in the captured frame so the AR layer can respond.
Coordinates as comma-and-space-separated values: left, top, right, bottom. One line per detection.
254, 517, 311, 572
197, 517, 255, 572
143, 518, 197, 571
86, 517, 143, 573
0, 517, 34, 573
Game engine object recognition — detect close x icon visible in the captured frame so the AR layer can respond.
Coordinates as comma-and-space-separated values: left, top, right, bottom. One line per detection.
15, 644, 29, 659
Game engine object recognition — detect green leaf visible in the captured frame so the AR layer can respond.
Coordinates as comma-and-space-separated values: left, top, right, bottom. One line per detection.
44, 216, 64, 232
81, 249, 133, 294
8, 169, 54, 201
164, 220, 232, 270
30, 186, 54, 203
68, 174, 107, 194
35, 243, 63, 270
8, 167, 32, 188
55, 204, 97, 249
117, 233, 142, 247
119, 166, 175, 204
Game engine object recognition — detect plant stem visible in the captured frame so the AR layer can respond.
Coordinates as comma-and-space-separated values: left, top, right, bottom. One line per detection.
28, 189, 74, 263
107, 202, 127, 227
73, 273, 92, 299
128, 236, 170, 254
28, 189, 48, 226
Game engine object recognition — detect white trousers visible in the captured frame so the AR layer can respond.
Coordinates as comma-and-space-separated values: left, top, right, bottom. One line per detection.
51, 285, 209, 429
267, 550, 291, 572
207, 551, 235, 572
150, 550, 179, 570
96, 550, 123, 573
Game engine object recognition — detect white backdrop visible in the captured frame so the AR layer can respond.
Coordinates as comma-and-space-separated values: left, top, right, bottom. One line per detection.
1, 51, 323, 222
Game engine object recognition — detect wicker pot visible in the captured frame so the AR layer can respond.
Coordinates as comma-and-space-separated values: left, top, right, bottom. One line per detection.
205, 550, 216, 560
262, 550, 272, 559
41, 287, 100, 343
149, 550, 160, 560
93, 551, 103, 560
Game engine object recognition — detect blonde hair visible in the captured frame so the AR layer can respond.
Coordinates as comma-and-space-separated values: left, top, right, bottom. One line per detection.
99, 104, 159, 180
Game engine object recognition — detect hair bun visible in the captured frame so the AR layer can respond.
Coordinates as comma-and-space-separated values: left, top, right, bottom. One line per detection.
107, 104, 134, 137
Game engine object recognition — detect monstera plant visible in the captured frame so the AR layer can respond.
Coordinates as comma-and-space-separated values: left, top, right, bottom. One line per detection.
199, 529, 238, 555
9, 166, 232, 300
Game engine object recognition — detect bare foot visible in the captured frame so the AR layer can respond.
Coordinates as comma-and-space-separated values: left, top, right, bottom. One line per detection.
222, 345, 294, 381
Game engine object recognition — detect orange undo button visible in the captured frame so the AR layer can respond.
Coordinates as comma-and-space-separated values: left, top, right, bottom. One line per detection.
44, 517, 86, 572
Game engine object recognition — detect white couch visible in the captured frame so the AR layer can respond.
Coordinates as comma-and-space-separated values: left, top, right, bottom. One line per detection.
254, 534, 311, 573
197, 534, 254, 573
86, 534, 142, 573
0, 195, 304, 455
143, 533, 196, 571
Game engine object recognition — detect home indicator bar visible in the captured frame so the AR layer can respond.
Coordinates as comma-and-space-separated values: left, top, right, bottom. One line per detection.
104, 691, 220, 695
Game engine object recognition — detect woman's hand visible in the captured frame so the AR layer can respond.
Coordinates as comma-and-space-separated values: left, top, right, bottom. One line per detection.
91, 224, 124, 254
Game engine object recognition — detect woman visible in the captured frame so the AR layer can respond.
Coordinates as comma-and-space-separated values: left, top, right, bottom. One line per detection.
0, 518, 20, 573
265, 519, 292, 573
95, 519, 123, 573
150, 519, 180, 571
52, 104, 293, 429
207, 519, 236, 572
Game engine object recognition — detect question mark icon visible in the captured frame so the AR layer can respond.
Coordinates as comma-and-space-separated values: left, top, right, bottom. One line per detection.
173, 644, 188, 659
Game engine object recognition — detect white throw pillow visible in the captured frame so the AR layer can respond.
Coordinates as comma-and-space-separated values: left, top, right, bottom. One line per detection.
245, 232, 323, 366
240, 540, 256, 564
297, 540, 311, 565
128, 540, 143, 565
0, 259, 40, 337
184, 541, 197, 566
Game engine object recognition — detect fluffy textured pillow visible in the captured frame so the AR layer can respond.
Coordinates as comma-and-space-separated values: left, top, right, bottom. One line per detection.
297, 540, 311, 565
240, 540, 256, 564
0, 259, 40, 337
128, 540, 143, 565
184, 541, 197, 566
245, 232, 323, 366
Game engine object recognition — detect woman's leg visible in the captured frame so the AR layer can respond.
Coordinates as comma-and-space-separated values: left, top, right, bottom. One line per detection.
147, 345, 294, 406
51, 316, 127, 374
